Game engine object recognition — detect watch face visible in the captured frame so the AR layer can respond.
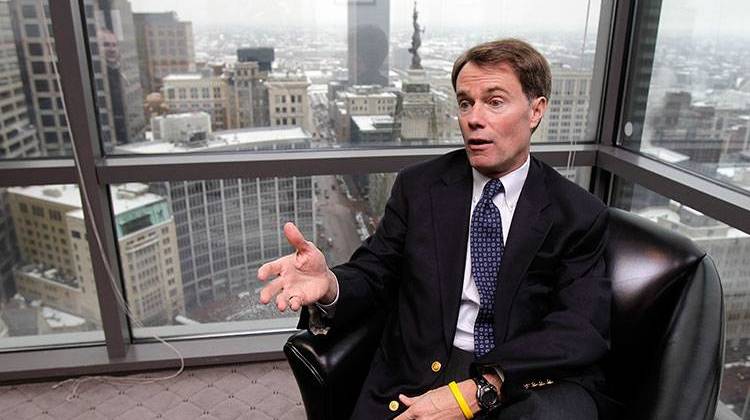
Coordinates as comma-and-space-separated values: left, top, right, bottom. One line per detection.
479, 388, 498, 407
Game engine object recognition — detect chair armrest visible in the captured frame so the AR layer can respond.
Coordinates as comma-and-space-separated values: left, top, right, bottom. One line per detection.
284, 314, 385, 420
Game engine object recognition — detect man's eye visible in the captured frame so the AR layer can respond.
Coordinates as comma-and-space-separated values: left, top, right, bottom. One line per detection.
488, 98, 504, 107
458, 100, 471, 112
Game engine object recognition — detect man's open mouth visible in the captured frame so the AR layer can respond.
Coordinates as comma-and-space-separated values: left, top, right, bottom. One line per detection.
468, 139, 493, 146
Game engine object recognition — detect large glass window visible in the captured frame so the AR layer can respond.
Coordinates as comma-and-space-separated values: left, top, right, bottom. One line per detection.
0, 185, 103, 351
619, 0, 750, 196
112, 172, 397, 338
612, 180, 750, 418
88, 0, 604, 155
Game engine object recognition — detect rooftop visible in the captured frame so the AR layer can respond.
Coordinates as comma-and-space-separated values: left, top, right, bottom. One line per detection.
116, 126, 311, 154
153, 112, 211, 121
8, 184, 165, 219
16, 264, 79, 290
162, 73, 203, 82
351, 115, 395, 131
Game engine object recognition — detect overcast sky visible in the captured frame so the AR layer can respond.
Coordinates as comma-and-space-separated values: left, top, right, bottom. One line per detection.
128, 0, 749, 38
128, 0, 601, 32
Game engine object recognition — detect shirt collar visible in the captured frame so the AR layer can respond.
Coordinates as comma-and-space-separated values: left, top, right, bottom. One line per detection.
471, 155, 530, 210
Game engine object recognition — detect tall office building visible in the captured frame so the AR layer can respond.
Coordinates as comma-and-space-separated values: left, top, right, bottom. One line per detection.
9, 0, 116, 154
347, 0, 390, 86
161, 73, 231, 131
1, 1, 39, 303
133, 11, 195, 95
0, 0, 38, 159
227, 60, 272, 128
267, 72, 311, 132
97, 0, 147, 144
117, 127, 315, 314
6, 183, 183, 328
231, 48, 275, 128
536, 66, 592, 143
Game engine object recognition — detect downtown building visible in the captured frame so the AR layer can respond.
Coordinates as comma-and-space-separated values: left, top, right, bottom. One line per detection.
226, 47, 275, 128
0, 0, 39, 305
116, 127, 316, 315
161, 73, 232, 131
347, 0, 390, 86
8, 0, 146, 154
398, 69, 437, 143
330, 85, 397, 143
132, 11, 195, 95
97, 0, 147, 144
267, 71, 312, 132
536, 65, 592, 144
6, 183, 183, 331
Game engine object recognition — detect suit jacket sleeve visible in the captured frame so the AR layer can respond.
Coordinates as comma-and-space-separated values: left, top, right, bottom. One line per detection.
472, 207, 611, 401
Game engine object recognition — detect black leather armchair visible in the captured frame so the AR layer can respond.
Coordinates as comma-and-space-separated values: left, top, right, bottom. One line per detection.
284, 208, 725, 420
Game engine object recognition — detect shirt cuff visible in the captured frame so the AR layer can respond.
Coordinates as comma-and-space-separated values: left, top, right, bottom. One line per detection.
306, 273, 339, 336
313, 272, 339, 317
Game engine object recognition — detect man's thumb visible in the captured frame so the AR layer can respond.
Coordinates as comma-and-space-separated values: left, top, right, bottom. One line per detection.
284, 222, 309, 252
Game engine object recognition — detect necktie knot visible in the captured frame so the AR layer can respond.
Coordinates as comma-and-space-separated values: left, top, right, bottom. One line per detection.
481, 178, 504, 202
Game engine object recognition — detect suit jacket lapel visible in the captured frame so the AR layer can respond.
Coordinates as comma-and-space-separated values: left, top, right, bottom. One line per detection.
430, 156, 472, 349
494, 157, 552, 343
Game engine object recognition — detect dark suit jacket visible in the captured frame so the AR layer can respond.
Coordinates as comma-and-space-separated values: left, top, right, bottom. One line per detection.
305, 150, 611, 418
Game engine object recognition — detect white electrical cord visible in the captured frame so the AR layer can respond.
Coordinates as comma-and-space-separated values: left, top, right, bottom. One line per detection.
39, 2, 184, 399
565, 0, 592, 177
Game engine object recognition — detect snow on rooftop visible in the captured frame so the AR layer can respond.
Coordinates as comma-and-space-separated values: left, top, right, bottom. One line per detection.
8, 183, 164, 220
42, 306, 86, 329
351, 115, 394, 131
162, 73, 203, 81
154, 112, 211, 120
115, 126, 310, 154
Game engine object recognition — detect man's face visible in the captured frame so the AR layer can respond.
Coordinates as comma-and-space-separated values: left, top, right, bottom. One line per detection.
456, 62, 547, 178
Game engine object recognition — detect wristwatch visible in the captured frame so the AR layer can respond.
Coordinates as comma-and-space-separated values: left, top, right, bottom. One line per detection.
473, 374, 501, 411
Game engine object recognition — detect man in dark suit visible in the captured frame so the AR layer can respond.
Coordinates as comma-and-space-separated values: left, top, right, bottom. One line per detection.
259, 39, 610, 419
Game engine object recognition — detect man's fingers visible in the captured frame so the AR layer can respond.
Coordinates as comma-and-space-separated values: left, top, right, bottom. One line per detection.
257, 259, 284, 281
399, 393, 416, 406
259, 276, 286, 305
288, 295, 304, 312
275, 290, 292, 312
283, 222, 310, 252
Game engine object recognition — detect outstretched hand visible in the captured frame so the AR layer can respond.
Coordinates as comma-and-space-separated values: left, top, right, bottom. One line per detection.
258, 222, 338, 312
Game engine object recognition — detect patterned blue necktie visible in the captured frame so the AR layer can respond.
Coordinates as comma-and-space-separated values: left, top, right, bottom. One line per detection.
471, 178, 505, 358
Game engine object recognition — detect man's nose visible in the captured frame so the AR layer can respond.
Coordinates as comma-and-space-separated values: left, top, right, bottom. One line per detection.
464, 105, 486, 130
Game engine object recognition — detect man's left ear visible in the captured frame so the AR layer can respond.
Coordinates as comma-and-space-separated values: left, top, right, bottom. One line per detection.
530, 96, 548, 130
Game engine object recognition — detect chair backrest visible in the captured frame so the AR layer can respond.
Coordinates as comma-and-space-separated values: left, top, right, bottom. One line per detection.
604, 208, 724, 420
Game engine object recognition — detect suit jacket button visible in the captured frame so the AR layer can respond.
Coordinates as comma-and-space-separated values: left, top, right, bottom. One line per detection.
389, 401, 400, 412
431, 361, 442, 373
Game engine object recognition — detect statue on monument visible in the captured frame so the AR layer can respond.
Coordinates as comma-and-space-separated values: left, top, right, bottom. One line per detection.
408, 2, 424, 70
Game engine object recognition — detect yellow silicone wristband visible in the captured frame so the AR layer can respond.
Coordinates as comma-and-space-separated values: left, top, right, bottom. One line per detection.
449, 381, 474, 419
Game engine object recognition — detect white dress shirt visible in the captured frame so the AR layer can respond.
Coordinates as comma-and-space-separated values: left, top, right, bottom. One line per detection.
452, 155, 530, 352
